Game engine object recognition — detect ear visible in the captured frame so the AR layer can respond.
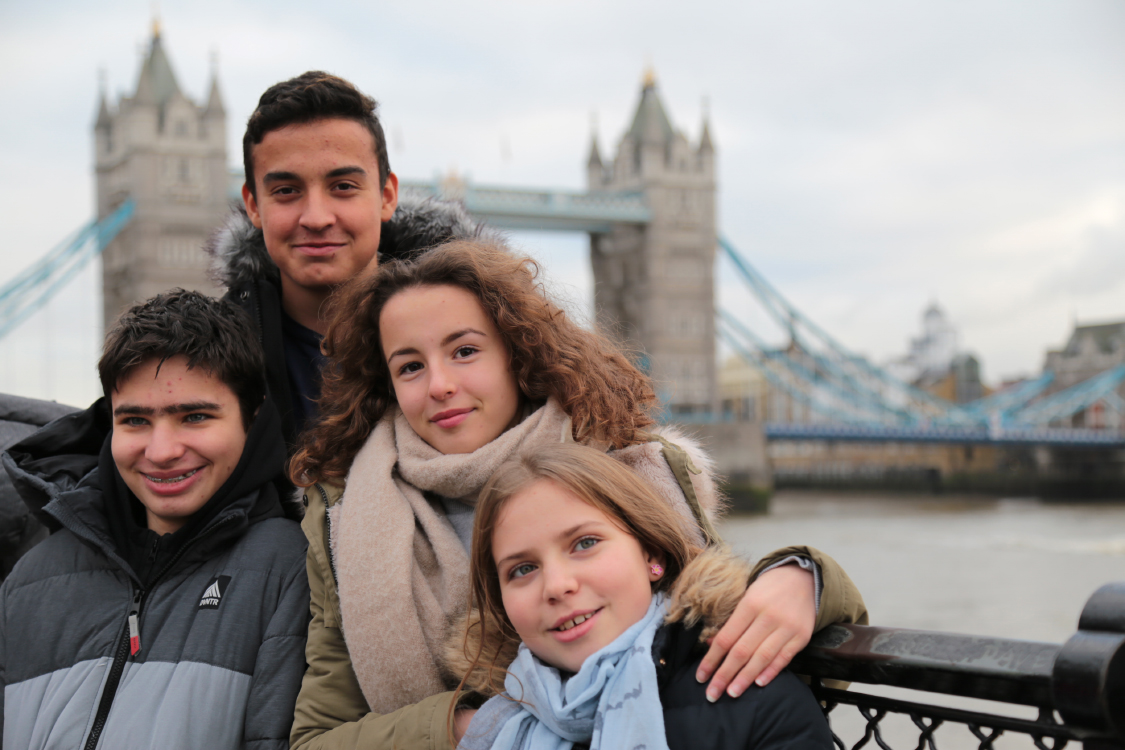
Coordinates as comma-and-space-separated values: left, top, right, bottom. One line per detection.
380, 172, 399, 221
242, 183, 263, 229
645, 550, 667, 582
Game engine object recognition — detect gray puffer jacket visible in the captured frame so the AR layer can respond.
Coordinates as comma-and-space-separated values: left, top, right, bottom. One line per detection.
0, 399, 309, 750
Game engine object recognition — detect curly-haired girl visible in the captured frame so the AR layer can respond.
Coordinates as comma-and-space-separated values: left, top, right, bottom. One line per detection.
288, 239, 867, 749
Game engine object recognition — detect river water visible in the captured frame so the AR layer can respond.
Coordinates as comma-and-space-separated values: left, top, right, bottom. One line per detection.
717, 491, 1125, 748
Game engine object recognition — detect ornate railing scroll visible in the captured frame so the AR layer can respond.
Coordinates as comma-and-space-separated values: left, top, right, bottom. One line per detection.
790, 582, 1125, 749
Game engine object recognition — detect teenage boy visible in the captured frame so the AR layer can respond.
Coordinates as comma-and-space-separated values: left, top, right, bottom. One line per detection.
208, 71, 493, 448
0, 290, 309, 750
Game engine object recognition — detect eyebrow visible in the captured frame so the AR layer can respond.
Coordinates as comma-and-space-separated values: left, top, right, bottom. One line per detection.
113, 401, 223, 418
386, 328, 488, 362
261, 166, 367, 185
326, 166, 366, 179
495, 522, 591, 569
261, 171, 300, 185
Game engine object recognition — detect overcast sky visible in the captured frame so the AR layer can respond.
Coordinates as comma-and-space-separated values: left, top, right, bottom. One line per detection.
1, 0, 1122, 406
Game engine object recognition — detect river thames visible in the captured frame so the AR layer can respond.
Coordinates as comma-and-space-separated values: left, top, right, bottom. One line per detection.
718, 491, 1125, 748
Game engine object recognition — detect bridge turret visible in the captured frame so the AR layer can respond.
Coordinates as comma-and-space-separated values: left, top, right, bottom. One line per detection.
589, 72, 719, 417
94, 21, 226, 329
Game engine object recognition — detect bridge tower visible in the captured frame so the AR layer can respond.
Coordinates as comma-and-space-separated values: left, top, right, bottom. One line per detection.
94, 22, 226, 329
587, 70, 718, 416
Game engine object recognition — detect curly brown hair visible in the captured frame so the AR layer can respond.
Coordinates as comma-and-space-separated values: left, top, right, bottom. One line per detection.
289, 238, 658, 486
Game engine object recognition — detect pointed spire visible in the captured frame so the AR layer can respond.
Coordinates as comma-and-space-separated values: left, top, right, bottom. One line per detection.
699, 121, 713, 154
132, 21, 182, 108
627, 68, 675, 146
95, 92, 113, 129
95, 70, 112, 129
587, 114, 603, 168
697, 96, 714, 153
133, 54, 156, 104
204, 51, 225, 117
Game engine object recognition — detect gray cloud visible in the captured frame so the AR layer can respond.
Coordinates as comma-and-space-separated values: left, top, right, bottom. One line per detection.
0, 0, 1122, 402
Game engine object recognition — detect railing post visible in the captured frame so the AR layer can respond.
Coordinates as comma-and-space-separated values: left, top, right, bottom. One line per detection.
1052, 582, 1125, 743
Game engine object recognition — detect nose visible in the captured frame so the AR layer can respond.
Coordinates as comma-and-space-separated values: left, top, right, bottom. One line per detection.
146, 422, 186, 465
541, 559, 579, 603
427, 361, 458, 401
299, 188, 336, 233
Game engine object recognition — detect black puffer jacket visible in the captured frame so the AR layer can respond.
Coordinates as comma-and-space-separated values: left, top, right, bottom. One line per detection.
205, 194, 498, 450
0, 398, 309, 749
0, 393, 79, 578
655, 621, 834, 749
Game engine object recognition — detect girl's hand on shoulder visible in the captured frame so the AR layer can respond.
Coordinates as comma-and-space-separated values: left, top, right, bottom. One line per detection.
695, 564, 816, 702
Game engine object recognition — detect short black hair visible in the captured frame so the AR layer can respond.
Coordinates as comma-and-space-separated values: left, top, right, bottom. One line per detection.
99, 290, 266, 429
242, 71, 391, 198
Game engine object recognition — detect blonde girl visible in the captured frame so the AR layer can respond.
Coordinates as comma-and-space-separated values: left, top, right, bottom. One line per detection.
452, 442, 834, 750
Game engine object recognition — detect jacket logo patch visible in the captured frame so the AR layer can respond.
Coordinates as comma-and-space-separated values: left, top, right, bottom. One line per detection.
198, 575, 231, 610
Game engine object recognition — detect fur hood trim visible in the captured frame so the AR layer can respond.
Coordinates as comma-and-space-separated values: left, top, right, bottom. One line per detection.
204, 192, 503, 289
443, 548, 750, 698
611, 424, 725, 548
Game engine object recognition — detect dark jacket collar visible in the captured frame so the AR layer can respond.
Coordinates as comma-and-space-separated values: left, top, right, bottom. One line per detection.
652, 620, 708, 690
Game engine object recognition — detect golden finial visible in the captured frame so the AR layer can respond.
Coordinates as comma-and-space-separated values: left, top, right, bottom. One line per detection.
151, 2, 162, 38
642, 65, 657, 89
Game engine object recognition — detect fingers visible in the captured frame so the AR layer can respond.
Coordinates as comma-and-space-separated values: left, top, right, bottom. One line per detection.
696, 563, 819, 701
706, 618, 787, 701
695, 596, 760, 686
751, 636, 806, 689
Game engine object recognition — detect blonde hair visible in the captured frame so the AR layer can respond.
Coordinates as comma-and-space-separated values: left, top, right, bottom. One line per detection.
456, 442, 703, 697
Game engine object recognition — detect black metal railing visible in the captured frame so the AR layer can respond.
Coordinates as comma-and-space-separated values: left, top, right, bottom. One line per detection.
790, 582, 1125, 749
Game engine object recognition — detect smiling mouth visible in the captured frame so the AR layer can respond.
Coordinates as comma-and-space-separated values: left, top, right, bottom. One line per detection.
143, 468, 200, 484
430, 408, 473, 425
554, 608, 602, 632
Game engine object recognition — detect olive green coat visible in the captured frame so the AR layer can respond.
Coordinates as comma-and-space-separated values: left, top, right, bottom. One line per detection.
291, 484, 868, 750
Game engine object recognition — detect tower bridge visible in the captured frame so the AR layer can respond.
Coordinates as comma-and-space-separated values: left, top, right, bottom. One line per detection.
6, 27, 1125, 483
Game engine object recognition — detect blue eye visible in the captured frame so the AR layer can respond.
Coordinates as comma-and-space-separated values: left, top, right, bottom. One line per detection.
510, 563, 536, 580
575, 537, 598, 551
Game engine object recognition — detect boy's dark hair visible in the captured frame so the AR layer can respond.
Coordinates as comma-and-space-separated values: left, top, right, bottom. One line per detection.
99, 290, 267, 429
242, 71, 391, 198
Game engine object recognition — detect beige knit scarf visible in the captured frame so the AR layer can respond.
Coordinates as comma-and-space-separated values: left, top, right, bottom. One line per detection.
332, 399, 572, 715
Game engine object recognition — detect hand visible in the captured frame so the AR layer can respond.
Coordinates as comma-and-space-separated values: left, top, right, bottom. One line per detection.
453, 707, 478, 744
695, 564, 816, 701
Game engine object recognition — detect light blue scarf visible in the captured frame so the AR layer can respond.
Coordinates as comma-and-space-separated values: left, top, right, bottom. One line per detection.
461, 595, 671, 750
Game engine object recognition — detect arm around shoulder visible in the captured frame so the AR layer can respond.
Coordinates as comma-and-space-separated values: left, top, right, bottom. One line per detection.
750, 545, 868, 631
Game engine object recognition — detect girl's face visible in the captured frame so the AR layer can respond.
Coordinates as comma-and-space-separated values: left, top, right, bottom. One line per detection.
381, 284, 522, 455
491, 478, 662, 672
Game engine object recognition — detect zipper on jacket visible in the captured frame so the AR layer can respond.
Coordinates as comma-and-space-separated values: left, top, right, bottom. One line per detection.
81, 515, 237, 749
127, 589, 143, 655
319, 484, 338, 587
83, 587, 142, 750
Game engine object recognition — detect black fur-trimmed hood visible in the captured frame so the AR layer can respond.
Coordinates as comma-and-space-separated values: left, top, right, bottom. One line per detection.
205, 192, 501, 290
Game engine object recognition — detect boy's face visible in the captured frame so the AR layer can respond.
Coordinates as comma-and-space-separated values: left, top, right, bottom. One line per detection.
110, 355, 248, 536
242, 117, 398, 300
